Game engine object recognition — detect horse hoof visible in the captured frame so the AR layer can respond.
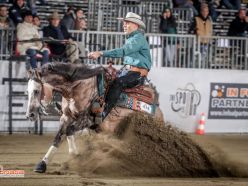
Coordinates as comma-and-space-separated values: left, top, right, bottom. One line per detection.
34, 161, 46, 173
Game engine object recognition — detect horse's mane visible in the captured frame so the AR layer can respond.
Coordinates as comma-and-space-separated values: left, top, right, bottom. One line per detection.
41, 63, 104, 82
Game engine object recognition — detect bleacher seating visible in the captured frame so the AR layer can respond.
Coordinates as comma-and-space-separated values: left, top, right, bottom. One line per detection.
2, 0, 245, 35
213, 9, 238, 36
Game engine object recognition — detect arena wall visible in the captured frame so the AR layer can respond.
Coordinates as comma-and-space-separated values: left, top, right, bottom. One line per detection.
0, 61, 247, 133
149, 68, 248, 133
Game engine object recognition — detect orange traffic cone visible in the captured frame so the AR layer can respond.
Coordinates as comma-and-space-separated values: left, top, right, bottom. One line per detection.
196, 112, 205, 135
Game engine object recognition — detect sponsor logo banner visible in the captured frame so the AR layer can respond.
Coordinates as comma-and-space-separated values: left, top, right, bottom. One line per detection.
208, 83, 248, 119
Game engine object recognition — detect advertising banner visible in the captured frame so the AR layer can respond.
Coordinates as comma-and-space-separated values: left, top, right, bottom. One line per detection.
208, 83, 248, 119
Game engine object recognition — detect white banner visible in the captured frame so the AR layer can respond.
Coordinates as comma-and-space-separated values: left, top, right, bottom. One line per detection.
149, 68, 248, 133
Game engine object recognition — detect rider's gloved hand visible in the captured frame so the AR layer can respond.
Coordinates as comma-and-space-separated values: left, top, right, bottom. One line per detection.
88, 51, 103, 60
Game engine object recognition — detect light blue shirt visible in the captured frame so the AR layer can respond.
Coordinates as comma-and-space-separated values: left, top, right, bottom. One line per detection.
102, 30, 152, 70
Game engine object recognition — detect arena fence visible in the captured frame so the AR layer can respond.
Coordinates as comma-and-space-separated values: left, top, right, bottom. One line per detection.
88, 0, 172, 33
71, 30, 248, 70
1, 28, 248, 70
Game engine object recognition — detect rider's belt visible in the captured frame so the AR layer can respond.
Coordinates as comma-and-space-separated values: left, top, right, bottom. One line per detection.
130, 66, 148, 77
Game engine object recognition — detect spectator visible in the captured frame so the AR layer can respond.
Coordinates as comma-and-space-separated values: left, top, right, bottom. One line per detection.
9, 0, 30, 26
228, 8, 248, 37
0, 4, 15, 28
228, 8, 248, 66
0, 4, 15, 58
43, 11, 79, 63
193, 0, 219, 21
61, 7, 86, 30
159, 8, 178, 67
33, 15, 44, 37
75, 18, 87, 30
33, 15, 40, 27
189, 3, 213, 67
17, 11, 49, 69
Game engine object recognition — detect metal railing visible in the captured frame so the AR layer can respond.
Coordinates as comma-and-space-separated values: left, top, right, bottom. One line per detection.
173, 8, 193, 34
197, 36, 248, 70
0, 28, 16, 61
1, 28, 248, 70
88, 0, 172, 32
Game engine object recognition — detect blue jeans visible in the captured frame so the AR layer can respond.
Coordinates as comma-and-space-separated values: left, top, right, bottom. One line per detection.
26, 49, 49, 69
103, 71, 145, 118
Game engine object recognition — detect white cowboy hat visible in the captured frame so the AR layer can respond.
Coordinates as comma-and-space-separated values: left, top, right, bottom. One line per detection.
118, 12, 146, 29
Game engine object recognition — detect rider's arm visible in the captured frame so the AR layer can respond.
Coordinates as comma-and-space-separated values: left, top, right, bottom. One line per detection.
102, 33, 144, 58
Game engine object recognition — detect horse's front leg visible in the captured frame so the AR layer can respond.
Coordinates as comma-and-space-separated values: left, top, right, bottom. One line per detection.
34, 114, 75, 173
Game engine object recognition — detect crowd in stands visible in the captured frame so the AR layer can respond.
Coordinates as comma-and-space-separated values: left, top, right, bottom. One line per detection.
0, 0, 248, 69
0, 0, 87, 69
160, 1, 248, 67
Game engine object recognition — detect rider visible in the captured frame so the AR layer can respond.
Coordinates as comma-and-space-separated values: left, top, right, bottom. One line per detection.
88, 12, 152, 120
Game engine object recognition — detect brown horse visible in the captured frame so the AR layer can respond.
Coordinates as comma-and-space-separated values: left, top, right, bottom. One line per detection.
26, 63, 163, 173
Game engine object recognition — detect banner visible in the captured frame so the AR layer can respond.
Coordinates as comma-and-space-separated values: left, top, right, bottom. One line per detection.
208, 83, 248, 119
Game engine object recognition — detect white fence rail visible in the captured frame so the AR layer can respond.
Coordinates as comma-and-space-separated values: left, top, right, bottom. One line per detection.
1, 29, 248, 70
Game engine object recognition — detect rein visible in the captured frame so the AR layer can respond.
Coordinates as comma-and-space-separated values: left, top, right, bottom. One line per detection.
31, 77, 50, 115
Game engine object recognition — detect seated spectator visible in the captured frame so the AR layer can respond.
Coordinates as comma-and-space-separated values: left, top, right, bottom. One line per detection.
33, 15, 40, 27
61, 7, 86, 30
43, 11, 79, 63
189, 3, 213, 66
0, 4, 15, 28
159, 8, 178, 67
9, 0, 30, 26
17, 11, 49, 69
76, 18, 87, 30
228, 8, 248, 37
33, 15, 43, 37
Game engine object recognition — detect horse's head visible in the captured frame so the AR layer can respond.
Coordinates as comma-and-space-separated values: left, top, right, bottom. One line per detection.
26, 77, 42, 121
26, 70, 53, 121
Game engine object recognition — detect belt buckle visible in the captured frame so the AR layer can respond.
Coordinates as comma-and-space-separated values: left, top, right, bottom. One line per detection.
125, 65, 131, 70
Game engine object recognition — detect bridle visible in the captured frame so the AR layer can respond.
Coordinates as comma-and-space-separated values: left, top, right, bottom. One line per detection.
29, 76, 51, 116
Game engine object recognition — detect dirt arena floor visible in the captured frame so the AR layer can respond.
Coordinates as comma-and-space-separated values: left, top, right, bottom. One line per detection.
0, 114, 248, 186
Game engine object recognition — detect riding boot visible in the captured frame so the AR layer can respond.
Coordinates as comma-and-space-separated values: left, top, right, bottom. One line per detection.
94, 103, 113, 125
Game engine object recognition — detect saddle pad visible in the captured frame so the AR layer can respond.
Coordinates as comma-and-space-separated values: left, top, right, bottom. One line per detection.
117, 93, 156, 114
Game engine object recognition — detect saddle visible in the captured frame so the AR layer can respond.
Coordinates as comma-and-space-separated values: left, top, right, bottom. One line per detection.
91, 64, 157, 115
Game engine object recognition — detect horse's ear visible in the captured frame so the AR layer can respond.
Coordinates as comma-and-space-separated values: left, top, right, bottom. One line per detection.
34, 69, 41, 80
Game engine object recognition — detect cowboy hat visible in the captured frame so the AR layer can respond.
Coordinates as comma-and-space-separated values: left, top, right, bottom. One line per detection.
119, 12, 146, 29
48, 11, 61, 20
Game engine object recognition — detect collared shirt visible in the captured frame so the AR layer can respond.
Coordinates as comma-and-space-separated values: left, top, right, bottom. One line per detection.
102, 30, 152, 70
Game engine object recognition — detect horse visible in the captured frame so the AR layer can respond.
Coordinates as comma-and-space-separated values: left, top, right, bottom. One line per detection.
26, 62, 164, 173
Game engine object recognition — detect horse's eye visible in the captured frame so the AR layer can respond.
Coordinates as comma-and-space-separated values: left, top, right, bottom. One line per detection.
34, 90, 40, 95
